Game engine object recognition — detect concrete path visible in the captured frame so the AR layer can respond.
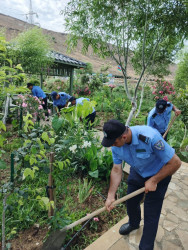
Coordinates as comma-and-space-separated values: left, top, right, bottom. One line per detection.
85, 161, 188, 250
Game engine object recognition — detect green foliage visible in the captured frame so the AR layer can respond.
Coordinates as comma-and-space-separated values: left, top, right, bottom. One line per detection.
48, 207, 71, 231
2, 85, 28, 97
56, 159, 71, 170
174, 86, 188, 126
89, 74, 104, 91
3, 138, 23, 152
41, 131, 55, 145
0, 35, 26, 89
0, 121, 6, 132
76, 99, 96, 119
151, 79, 176, 101
63, 0, 187, 95
11, 27, 53, 74
78, 178, 93, 203
44, 78, 69, 93
175, 52, 188, 89
23, 113, 34, 132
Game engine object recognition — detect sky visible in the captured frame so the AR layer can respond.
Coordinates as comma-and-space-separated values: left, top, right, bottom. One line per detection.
0, 0, 70, 33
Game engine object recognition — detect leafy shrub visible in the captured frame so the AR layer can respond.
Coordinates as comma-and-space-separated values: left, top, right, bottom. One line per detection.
174, 52, 188, 89
17, 94, 46, 121
89, 75, 103, 91
151, 79, 176, 101
78, 178, 93, 203
174, 86, 188, 127
75, 86, 91, 96
44, 78, 69, 93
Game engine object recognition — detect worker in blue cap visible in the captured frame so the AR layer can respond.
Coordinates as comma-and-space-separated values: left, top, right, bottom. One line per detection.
27, 83, 48, 116
101, 119, 181, 250
147, 99, 181, 140
51, 91, 72, 115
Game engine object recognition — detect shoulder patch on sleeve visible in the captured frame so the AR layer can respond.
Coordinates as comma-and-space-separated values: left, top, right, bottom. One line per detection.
138, 134, 150, 144
154, 140, 165, 150
152, 113, 157, 118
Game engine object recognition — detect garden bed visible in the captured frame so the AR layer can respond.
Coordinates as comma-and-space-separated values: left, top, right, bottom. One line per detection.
2, 175, 127, 250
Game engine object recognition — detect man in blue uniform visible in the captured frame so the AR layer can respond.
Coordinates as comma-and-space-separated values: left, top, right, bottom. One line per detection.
102, 120, 181, 250
51, 91, 72, 114
70, 97, 96, 128
147, 99, 181, 140
27, 83, 48, 116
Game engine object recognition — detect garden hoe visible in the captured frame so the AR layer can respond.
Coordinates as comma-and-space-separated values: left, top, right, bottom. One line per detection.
162, 115, 177, 139
42, 187, 145, 250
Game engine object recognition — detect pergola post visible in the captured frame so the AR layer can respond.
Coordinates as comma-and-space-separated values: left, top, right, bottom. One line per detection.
40, 73, 43, 89
69, 68, 74, 95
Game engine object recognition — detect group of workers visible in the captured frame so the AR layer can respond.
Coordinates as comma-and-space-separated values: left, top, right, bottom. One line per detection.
27, 82, 182, 250
27, 83, 96, 126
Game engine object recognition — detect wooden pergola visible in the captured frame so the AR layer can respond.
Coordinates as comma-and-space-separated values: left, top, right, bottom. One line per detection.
40, 51, 86, 95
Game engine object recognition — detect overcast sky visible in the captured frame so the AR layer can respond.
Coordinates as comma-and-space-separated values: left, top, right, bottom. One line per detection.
0, 0, 70, 33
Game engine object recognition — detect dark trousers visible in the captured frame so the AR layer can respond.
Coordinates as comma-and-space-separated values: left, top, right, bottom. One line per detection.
85, 111, 96, 129
57, 105, 66, 111
127, 167, 171, 250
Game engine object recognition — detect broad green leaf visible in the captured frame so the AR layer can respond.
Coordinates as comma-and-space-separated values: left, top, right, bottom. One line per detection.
30, 156, 37, 165
23, 168, 34, 179
89, 170, 99, 178
0, 121, 6, 131
42, 132, 49, 142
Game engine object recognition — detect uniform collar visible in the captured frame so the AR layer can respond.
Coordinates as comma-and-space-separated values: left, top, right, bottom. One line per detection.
130, 128, 139, 145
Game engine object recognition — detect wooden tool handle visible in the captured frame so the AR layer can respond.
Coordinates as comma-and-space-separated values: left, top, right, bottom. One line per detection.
163, 115, 177, 139
61, 187, 145, 232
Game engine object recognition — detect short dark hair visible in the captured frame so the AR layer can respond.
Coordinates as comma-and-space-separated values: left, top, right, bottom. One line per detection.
69, 96, 76, 102
27, 82, 34, 88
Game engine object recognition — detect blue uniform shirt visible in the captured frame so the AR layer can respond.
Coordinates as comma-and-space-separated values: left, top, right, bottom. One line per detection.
32, 86, 46, 99
53, 92, 71, 107
112, 126, 175, 178
76, 97, 95, 113
147, 102, 173, 133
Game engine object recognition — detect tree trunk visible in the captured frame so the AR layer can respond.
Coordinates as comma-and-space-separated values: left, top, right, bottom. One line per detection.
126, 97, 137, 126
135, 80, 147, 118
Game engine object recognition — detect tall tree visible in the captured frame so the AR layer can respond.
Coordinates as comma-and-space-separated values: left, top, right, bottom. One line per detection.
62, 0, 187, 124
10, 27, 53, 75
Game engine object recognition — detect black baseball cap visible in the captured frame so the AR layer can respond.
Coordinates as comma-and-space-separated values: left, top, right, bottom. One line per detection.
51, 91, 58, 100
69, 96, 76, 102
156, 99, 167, 113
101, 119, 127, 147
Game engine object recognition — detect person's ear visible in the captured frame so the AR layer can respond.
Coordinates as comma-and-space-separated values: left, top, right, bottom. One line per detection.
122, 134, 127, 140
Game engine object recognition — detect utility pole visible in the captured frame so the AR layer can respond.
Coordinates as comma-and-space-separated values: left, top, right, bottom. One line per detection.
26, 0, 38, 25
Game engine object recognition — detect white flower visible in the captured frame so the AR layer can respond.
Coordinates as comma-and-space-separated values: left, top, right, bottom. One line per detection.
69, 145, 77, 153
82, 141, 91, 148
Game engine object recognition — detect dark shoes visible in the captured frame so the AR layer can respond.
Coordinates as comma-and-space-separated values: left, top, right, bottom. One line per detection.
119, 222, 139, 235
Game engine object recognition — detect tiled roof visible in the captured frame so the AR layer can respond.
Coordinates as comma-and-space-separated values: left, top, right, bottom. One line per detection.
51, 51, 86, 68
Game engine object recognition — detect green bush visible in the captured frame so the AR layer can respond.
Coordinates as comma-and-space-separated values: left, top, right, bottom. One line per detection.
175, 52, 188, 89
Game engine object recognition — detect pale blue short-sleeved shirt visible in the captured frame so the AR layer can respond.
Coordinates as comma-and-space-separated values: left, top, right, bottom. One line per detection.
32, 86, 46, 99
53, 92, 71, 107
76, 97, 95, 113
147, 102, 173, 133
112, 126, 175, 178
